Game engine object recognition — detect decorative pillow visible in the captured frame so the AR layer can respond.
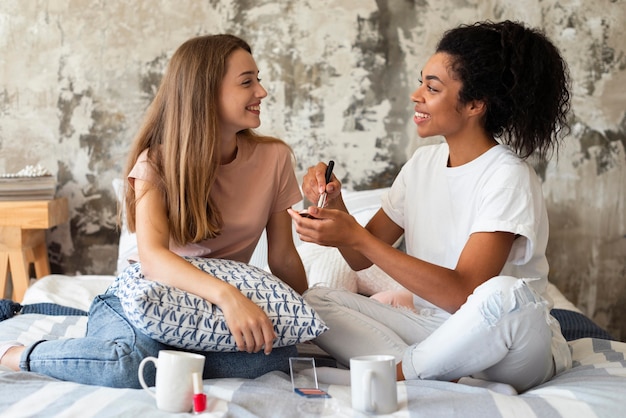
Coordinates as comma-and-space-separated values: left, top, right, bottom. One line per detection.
550, 309, 615, 341
110, 256, 328, 352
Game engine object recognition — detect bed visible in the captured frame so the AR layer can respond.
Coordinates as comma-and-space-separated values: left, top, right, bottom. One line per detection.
1, 188, 625, 418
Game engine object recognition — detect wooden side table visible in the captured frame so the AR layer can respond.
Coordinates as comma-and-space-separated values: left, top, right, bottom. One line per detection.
0, 198, 69, 302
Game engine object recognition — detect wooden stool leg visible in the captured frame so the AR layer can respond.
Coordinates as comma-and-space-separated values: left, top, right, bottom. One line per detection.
32, 237, 51, 278
8, 249, 30, 302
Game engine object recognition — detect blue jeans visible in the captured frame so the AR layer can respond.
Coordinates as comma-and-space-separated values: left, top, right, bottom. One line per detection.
19, 293, 296, 388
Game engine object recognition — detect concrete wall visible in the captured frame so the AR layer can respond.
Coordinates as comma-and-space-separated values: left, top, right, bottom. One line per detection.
1, 0, 624, 339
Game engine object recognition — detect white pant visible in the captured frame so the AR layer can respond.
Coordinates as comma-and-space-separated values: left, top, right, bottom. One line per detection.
304, 276, 557, 392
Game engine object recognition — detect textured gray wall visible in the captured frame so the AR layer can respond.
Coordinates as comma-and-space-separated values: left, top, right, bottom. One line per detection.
1, 0, 624, 340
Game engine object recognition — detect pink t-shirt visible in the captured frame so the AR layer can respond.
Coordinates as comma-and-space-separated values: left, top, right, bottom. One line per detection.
128, 136, 302, 263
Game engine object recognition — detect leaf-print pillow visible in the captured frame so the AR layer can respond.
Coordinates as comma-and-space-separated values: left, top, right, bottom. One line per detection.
109, 257, 327, 352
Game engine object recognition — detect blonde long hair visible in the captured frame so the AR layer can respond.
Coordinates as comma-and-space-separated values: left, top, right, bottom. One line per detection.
122, 34, 285, 246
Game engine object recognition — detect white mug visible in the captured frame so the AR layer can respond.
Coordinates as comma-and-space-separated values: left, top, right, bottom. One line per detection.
138, 350, 206, 413
350, 355, 398, 414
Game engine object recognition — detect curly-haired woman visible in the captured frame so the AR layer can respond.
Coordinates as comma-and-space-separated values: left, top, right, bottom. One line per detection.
290, 20, 572, 393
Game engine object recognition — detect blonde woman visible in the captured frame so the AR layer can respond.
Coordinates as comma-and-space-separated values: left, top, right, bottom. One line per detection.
1, 34, 307, 388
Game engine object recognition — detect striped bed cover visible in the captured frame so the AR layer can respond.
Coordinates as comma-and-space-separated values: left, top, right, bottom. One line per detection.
1, 312, 625, 418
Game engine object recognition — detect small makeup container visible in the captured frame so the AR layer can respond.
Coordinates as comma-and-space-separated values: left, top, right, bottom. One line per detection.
192, 372, 207, 414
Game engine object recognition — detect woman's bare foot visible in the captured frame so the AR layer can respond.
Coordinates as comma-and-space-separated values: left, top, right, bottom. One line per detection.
0, 346, 25, 371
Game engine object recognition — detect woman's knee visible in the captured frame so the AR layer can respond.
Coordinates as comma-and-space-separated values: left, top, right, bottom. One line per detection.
473, 275, 519, 296
464, 276, 550, 327
303, 286, 339, 310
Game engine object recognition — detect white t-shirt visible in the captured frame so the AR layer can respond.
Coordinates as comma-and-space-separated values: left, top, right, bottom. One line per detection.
381, 143, 550, 308
381, 143, 571, 375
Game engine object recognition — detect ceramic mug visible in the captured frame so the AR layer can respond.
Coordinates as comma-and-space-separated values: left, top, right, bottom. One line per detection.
138, 350, 206, 413
350, 354, 398, 414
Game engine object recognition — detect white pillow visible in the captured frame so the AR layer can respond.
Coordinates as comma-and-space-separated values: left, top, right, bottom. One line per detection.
112, 178, 138, 274
299, 187, 406, 295
21, 274, 113, 311
110, 256, 328, 352
342, 187, 389, 225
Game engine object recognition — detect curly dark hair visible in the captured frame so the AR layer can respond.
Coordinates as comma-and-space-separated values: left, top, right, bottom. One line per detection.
436, 20, 571, 160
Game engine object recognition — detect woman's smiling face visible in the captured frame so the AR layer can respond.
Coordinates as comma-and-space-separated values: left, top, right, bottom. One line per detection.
218, 48, 268, 136
410, 52, 471, 141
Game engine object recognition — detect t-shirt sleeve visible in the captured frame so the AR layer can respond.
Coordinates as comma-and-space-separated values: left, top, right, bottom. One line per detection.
270, 144, 302, 213
127, 149, 159, 187
470, 164, 541, 265
381, 154, 416, 229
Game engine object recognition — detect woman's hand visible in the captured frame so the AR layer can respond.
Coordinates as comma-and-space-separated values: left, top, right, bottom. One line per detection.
302, 162, 342, 208
287, 207, 362, 248
217, 287, 277, 355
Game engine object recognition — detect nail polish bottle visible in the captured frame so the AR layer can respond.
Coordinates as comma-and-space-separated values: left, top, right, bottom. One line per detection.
192, 372, 207, 414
